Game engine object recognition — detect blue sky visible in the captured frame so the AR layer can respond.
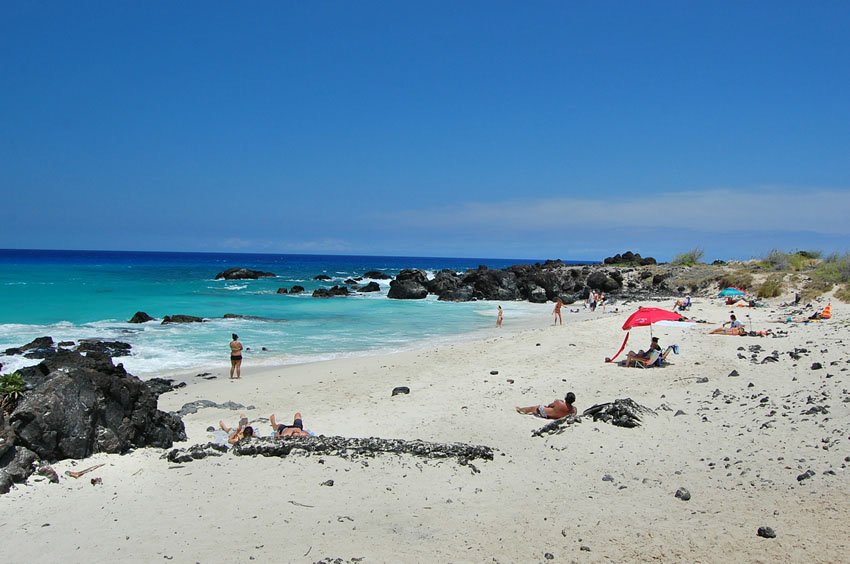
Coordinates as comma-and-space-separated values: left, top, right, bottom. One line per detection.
2, 1, 848, 262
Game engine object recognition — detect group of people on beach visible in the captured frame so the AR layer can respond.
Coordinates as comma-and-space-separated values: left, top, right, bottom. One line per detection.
587, 290, 606, 312
223, 289, 817, 437
497, 291, 613, 330
219, 412, 310, 445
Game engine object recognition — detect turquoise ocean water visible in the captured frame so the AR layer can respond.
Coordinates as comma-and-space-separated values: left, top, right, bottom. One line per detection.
0, 249, 560, 378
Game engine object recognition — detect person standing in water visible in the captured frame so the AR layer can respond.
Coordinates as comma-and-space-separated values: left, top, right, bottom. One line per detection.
229, 333, 243, 379
496, 305, 504, 328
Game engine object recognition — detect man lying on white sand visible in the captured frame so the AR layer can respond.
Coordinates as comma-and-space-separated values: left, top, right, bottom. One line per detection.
270, 412, 311, 438
516, 392, 577, 419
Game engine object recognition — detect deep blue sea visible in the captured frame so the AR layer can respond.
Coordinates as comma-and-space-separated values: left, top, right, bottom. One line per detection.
0, 249, 563, 378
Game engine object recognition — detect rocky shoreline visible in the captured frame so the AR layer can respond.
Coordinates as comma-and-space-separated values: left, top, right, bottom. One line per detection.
0, 351, 185, 493
217, 251, 723, 306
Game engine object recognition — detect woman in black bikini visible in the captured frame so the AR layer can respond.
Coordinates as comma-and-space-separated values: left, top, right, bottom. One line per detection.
229, 333, 243, 379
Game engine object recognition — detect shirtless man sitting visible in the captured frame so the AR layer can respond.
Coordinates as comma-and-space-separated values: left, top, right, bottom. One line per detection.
516, 392, 577, 419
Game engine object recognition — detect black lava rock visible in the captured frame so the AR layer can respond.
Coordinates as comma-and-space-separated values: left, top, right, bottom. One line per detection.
162, 314, 204, 324
363, 270, 392, 280
796, 469, 815, 482
757, 526, 776, 539
1, 351, 185, 493
215, 268, 275, 280
127, 311, 154, 323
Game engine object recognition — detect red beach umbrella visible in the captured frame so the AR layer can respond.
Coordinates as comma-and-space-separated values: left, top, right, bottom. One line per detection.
621, 307, 683, 330
605, 307, 683, 363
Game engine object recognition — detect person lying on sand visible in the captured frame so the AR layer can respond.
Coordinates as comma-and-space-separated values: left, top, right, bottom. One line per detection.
270, 412, 311, 438
220, 416, 254, 445
710, 314, 746, 335
516, 392, 576, 419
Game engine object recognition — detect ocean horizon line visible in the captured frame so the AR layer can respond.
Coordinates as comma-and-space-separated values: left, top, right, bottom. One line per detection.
0, 247, 597, 266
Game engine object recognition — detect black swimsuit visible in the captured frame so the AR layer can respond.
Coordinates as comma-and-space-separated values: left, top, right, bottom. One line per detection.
231, 355, 242, 361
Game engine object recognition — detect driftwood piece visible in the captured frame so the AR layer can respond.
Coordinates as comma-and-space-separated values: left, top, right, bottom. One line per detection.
165, 436, 493, 466
581, 398, 655, 428
64, 463, 106, 479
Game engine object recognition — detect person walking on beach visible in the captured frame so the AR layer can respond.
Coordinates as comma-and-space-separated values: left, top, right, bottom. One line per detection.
552, 298, 564, 325
229, 333, 243, 379
516, 392, 577, 419
496, 305, 504, 328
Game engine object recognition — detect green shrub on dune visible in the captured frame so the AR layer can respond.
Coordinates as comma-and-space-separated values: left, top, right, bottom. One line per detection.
757, 275, 785, 298
761, 249, 820, 272
672, 248, 704, 267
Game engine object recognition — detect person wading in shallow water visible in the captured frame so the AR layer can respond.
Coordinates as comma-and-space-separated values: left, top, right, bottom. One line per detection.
229, 333, 243, 379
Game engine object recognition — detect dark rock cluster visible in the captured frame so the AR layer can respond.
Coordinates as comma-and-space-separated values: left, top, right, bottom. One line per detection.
166, 435, 493, 467
312, 285, 351, 298
380, 260, 679, 303
214, 268, 276, 280
1, 351, 185, 493
127, 311, 154, 323
161, 314, 204, 324
582, 398, 655, 428
4, 336, 133, 359
603, 251, 657, 266
363, 271, 392, 280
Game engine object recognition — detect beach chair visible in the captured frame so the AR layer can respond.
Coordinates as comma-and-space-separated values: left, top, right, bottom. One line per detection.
629, 349, 661, 368
654, 344, 680, 366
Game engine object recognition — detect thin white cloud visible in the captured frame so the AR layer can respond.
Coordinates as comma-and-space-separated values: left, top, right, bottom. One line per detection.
389, 187, 850, 235
279, 238, 356, 253
220, 238, 274, 250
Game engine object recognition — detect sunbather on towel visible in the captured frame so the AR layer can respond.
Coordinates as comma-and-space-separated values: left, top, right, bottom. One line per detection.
270, 412, 311, 438
516, 392, 577, 419
220, 416, 254, 445
710, 314, 745, 335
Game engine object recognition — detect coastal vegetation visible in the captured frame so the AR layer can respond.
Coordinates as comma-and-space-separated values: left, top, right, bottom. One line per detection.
0, 372, 24, 412
757, 274, 785, 298
661, 248, 849, 302
671, 248, 704, 267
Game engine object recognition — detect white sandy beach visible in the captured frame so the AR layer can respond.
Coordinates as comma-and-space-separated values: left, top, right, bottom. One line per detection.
3, 294, 849, 563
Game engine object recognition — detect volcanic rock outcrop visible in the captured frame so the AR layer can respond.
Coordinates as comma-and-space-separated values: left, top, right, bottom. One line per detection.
0, 351, 185, 493
214, 268, 276, 280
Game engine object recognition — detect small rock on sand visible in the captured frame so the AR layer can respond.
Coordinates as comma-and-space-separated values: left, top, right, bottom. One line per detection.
675, 487, 691, 501
757, 526, 776, 539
